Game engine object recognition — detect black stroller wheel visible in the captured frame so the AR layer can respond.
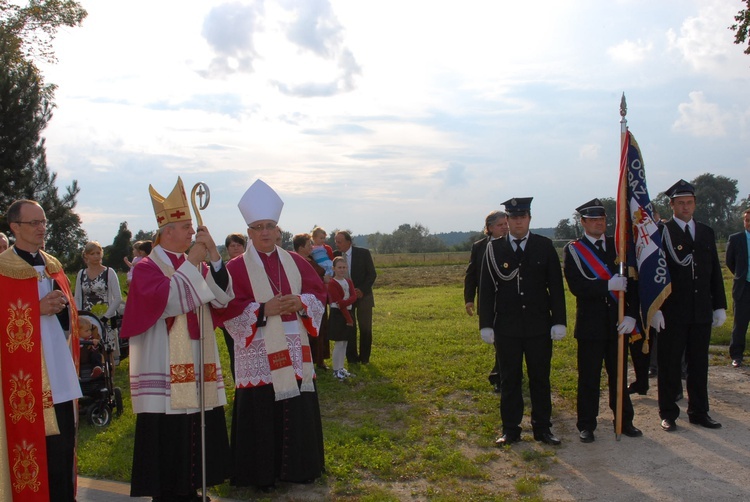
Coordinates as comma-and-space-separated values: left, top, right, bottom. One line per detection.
89, 402, 112, 427
114, 387, 124, 417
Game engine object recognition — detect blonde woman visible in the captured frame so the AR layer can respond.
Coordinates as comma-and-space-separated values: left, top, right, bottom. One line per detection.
74, 241, 123, 371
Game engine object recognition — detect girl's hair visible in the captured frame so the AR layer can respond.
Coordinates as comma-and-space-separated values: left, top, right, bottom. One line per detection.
332, 256, 347, 267
135, 240, 153, 254
82, 241, 103, 256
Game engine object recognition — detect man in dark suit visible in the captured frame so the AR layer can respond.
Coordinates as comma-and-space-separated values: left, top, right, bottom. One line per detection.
563, 199, 643, 443
479, 197, 566, 446
726, 207, 750, 368
653, 179, 727, 432
334, 230, 377, 363
464, 210, 508, 391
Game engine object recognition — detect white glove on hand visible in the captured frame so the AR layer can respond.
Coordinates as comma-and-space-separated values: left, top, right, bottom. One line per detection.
650, 311, 665, 332
617, 316, 636, 335
480, 328, 495, 344
608, 275, 627, 292
550, 324, 567, 341
712, 308, 727, 328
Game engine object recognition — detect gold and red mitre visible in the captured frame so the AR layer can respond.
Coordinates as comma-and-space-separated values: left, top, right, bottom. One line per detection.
150, 176, 191, 228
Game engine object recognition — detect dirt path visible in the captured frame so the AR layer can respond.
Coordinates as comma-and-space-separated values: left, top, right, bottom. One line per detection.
540, 364, 750, 501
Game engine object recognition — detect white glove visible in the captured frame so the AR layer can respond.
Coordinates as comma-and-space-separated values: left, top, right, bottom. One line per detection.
550, 324, 567, 340
712, 308, 727, 328
650, 311, 665, 332
617, 316, 636, 335
480, 328, 495, 344
607, 275, 627, 292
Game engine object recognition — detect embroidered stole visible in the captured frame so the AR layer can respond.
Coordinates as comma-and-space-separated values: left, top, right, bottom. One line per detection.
149, 252, 219, 410
0, 250, 72, 501
245, 244, 314, 401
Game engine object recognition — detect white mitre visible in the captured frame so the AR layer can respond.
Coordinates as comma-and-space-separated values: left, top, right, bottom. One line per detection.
238, 179, 284, 225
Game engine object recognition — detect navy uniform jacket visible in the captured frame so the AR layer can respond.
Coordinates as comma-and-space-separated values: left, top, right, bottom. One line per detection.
464, 236, 490, 304
479, 233, 566, 337
659, 219, 726, 324
563, 235, 638, 340
726, 230, 749, 303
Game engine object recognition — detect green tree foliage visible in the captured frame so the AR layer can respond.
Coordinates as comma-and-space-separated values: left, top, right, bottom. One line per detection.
132, 229, 155, 243
104, 221, 132, 272
554, 218, 578, 240
372, 223, 447, 254
0, 1, 88, 269
730, 0, 750, 55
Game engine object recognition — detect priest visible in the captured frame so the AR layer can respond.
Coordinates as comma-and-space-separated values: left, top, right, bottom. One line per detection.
120, 177, 233, 500
218, 179, 326, 492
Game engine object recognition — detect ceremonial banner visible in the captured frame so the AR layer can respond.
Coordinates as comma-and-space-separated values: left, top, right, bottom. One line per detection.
615, 130, 672, 329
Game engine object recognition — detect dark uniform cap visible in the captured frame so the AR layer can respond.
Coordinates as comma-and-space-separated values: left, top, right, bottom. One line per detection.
576, 198, 606, 218
665, 179, 695, 199
502, 197, 533, 215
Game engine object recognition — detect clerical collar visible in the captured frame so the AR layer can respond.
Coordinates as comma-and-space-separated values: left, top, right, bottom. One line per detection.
14, 247, 45, 267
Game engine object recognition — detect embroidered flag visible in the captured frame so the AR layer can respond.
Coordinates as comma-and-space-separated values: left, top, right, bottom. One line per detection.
615, 130, 672, 328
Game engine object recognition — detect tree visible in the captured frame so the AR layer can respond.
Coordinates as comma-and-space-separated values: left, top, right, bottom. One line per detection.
133, 229, 155, 243
730, 0, 750, 55
1, 1, 88, 268
104, 221, 132, 272
554, 218, 578, 240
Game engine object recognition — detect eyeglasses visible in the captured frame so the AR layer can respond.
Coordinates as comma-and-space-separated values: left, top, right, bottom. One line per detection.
14, 220, 48, 227
248, 223, 277, 232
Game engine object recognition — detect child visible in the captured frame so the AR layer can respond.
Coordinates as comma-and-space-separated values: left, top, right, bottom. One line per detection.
79, 316, 104, 379
327, 256, 357, 380
124, 240, 153, 284
311, 227, 334, 278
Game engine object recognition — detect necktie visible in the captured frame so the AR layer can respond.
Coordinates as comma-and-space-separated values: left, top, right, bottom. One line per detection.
684, 225, 693, 245
595, 239, 604, 253
514, 238, 525, 261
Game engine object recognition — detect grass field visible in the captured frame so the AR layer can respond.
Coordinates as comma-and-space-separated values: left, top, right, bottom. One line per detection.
76, 261, 738, 500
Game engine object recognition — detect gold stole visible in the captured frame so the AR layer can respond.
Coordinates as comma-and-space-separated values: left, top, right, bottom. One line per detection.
149, 252, 219, 410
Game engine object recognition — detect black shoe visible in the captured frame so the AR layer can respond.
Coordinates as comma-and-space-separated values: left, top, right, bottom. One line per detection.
688, 415, 722, 429
495, 432, 520, 446
660, 418, 677, 432
258, 485, 276, 493
579, 429, 595, 443
534, 431, 561, 446
628, 383, 648, 395
648, 367, 657, 378
622, 423, 643, 437
732, 359, 743, 368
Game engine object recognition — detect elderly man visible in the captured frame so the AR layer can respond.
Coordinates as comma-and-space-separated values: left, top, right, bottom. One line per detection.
563, 198, 643, 442
0, 199, 81, 501
218, 179, 326, 492
464, 210, 508, 392
654, 180, 727, 432
334, 230, 377, 364
479, 197, 567, 446
120, 177, 233, 500
726, 206, 750, 368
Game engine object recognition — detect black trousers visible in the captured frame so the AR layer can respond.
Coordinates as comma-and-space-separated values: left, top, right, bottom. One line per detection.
48, 401, 76, 502
657, 322, 712, 421
576, 337, 634, 431
498, 334, 553, 434
347, 298, 374, 363
729, 283, 750, 361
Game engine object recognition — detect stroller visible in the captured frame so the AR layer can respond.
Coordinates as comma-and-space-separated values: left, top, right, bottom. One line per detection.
77, 311, 124, 427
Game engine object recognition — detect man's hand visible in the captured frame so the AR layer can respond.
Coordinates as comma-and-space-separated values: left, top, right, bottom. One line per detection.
465, 302, 475, 316
550, 325, 567, 340
41, 290, 67, 316
618, 316, 636, 335
712, 309, 727, 328
264, 295, 303, 316
355, 288, 364, 299
480, 328, 494, 344
608, 275, 627, 292
650, 311, 665, 332
193, 226, 221, 262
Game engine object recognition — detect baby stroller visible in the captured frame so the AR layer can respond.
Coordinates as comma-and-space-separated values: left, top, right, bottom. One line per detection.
78, 311, 124, 427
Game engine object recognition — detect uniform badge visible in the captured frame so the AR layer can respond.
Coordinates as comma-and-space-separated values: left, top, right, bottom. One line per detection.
677, 245, 683, 251
503, 263, 509, 268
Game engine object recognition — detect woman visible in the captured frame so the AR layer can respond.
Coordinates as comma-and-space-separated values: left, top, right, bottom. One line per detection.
74, 241, 123, 373
294, 233, 331, 369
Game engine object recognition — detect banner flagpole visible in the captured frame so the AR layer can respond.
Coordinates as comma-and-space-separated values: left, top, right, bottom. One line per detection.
616, 94, 628, 440
190, 182, 211, 502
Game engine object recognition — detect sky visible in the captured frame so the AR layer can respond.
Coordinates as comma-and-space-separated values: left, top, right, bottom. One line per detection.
37, 0, 750, 245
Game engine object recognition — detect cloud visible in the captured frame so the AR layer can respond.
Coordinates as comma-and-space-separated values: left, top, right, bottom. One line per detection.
607, 39, 653, 64
672, 91, 729, 137
282, 0, 342, 58
579, 143, 600, 160
200, 1, 263, 77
